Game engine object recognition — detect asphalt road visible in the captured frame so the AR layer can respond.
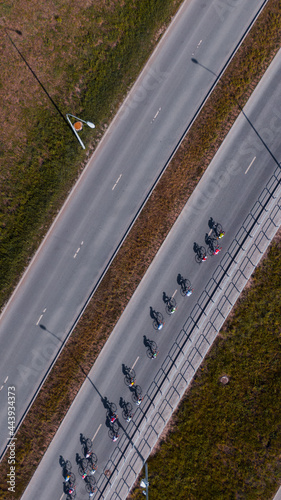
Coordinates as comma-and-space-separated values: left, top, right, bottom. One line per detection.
21, 45, 281, 500
0, 0, 268, 458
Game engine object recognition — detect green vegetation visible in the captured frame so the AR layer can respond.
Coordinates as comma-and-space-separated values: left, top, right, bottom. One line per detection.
0, 0, 182, 308
129, 237, 281, 500
0, 0, 281, 498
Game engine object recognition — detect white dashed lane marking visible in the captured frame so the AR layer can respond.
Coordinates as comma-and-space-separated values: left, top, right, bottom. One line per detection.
112, 174, 122, 191
245, 156, 256, 174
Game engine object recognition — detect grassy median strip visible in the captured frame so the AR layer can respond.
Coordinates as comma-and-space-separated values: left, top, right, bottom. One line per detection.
1, 0, 281, 498
129, 234, 281, 500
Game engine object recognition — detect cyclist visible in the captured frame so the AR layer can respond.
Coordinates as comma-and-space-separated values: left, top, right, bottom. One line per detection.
213, 247, 222, 255
185, 288, 193, 297
68, 486, 76, 495
126, 414, 132, 422
110, 413, 118, 424
135, 397, 143, 406
128, 377, 135, 387
112, 433, 119, 442
218, 231, 225, 239
90, 463, 97, 475
156, 320, 163, 330
64, 474, 71, 482
202, 254, 207, 262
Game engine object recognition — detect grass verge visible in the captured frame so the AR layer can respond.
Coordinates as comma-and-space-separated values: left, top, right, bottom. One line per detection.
129, 233, 281, 500
1, 0, 281, 498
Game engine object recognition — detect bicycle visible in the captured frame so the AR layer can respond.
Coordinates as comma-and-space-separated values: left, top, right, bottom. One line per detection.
66, 484, 76, 499
85, 475, 96, 489
195, 245, 207, 264
124, 368, 136, 387
82, 437, 93, 459
88, 452, 98, 474
86, 480, 97, 497
211, 220, 225, 239
122, 401, 134, 421
146, 340, 159, 359
152, 311, 164, 331
108, 427, 119, 442
64, 472, 76, 484
78, 458, 89, 479
165, 296, 177, 315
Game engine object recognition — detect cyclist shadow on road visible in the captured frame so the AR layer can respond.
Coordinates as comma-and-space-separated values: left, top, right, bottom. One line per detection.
143, 335, 152, 349
149, 306, 158, 320
162, 292, 170, 305
205, 233, 215, 252
177, 273, 185, 287
208, 217, 215, 230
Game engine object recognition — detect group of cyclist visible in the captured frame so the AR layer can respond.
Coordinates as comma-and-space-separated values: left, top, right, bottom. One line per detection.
65, 220, 225, 498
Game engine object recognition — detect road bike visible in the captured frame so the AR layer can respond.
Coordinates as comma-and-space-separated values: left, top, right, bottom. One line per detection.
165, 296, 177, 315
179, 278, 193, 297
88, 452, 98, 475
85, 475, 96, 490
78, 458, 90, 478
146, 340, 159, 359
152, 311, 164, 331
124, 367, 136, 387
195, 245, 207, 264
121, 401, 134, 421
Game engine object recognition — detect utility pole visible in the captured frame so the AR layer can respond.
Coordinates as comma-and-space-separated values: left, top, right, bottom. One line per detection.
140, 462, 149, 499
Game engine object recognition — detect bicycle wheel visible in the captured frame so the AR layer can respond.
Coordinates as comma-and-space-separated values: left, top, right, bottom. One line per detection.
86, 482, 96, 493
128, 368, 136, 379
78, 465, 86, 477
108, 428, 115, 440
165, 303, 177, 315
126, 402, 133, 412
69, 473, 76, 484
112, 421, 119, 433
134, 385, 142, 396
153, 319, 161, 330
109, 402, 117, 413
124, 375, 134, 386
180, 279, 191, 296
85, 438, 92, 450
65, 460, 72, 472
86, 476, 96, 486
89, 453, 98, 466
132, 392, 139, 403
199, 246, 206, 257
156, 312, 164, 323
195, 254, 202, 264
216, 223, 222, 235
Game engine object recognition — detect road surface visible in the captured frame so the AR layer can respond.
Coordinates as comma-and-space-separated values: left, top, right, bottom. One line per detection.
0, 0, 268, 459
21, 43, 281, 500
